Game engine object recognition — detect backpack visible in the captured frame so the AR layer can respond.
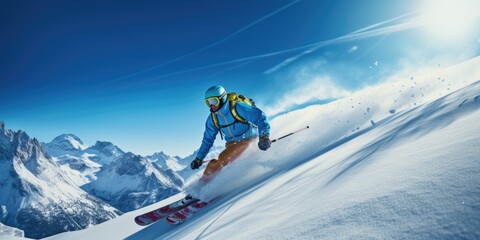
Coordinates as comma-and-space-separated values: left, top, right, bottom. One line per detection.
211, 92, 256, 129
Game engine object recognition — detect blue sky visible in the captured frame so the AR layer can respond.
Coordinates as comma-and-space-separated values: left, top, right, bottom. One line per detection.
1, 0, 479, 157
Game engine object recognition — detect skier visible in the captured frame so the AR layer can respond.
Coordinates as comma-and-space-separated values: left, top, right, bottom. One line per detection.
190, 85, 271, 183
135, 87, 307, 225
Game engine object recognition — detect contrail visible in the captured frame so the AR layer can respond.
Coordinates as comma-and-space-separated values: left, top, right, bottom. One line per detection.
122, 14, 424, 87
100, 0, 302, 87
349, 11, 420, 35
200, 59, 259, 80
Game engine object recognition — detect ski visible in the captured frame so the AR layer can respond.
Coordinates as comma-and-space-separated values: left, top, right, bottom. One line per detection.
134, 196, 199, 226
165, 200, 210, 225
165, 195, 224, 225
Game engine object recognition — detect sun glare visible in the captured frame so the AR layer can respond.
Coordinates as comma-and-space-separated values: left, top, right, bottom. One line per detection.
420, 0, 480, 42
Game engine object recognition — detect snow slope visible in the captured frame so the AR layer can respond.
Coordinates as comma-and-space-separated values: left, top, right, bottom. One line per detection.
41, 56, 480, 239
0, 222, 24, 238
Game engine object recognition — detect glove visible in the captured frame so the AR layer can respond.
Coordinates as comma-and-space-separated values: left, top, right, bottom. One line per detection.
258, 136, 271, 151
190, 158, 203, 170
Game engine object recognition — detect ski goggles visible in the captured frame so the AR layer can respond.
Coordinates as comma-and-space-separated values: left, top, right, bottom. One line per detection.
205, 97, 221, 107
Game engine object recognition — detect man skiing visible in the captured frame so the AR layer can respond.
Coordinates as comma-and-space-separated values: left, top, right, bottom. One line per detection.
190, 85, 271, 183
136, 87, 309, 225
135, 85, 272, 225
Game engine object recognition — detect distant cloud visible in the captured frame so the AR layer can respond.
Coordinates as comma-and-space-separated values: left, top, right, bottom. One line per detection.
264, 76, 352, 116
348, 46, 359, 53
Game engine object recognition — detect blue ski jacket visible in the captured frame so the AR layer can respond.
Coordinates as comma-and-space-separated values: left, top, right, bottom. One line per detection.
196, 101, 270, 160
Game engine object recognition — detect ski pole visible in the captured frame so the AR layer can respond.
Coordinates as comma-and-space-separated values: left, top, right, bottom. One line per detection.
271, 125, 309, 143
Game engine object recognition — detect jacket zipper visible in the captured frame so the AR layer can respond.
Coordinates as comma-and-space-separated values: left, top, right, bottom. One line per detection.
217, 111, 235, 141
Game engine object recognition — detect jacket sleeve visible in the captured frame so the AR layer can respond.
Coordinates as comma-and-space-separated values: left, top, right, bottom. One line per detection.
196, 115, 219, 160
236, 102, 271, 138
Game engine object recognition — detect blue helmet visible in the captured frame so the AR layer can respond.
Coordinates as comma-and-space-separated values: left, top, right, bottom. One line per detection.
205, 85, 227, 109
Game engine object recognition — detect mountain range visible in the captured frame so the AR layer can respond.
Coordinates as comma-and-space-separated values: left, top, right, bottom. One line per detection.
0, 123, 224, 238
0, 124, 120, 239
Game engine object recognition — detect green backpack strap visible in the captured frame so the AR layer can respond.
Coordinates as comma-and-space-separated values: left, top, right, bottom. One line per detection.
210, 113, 224, 139
210, 92, 251, 130
211, 113, 220, 129
228, 95, 248, 124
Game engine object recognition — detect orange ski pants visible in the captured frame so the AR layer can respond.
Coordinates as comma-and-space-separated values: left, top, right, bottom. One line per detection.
201, 138, 255, 183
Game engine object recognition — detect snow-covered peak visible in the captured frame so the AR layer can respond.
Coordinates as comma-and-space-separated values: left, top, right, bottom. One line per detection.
148, 151, 170, 161
113, 152, 181, 187
88, 141, 124, 157
0, 121, 4, 129
114, 152, 145, 176
81, 141, 125, 165
46, 134, 88, 152
146, 151, 185, 172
